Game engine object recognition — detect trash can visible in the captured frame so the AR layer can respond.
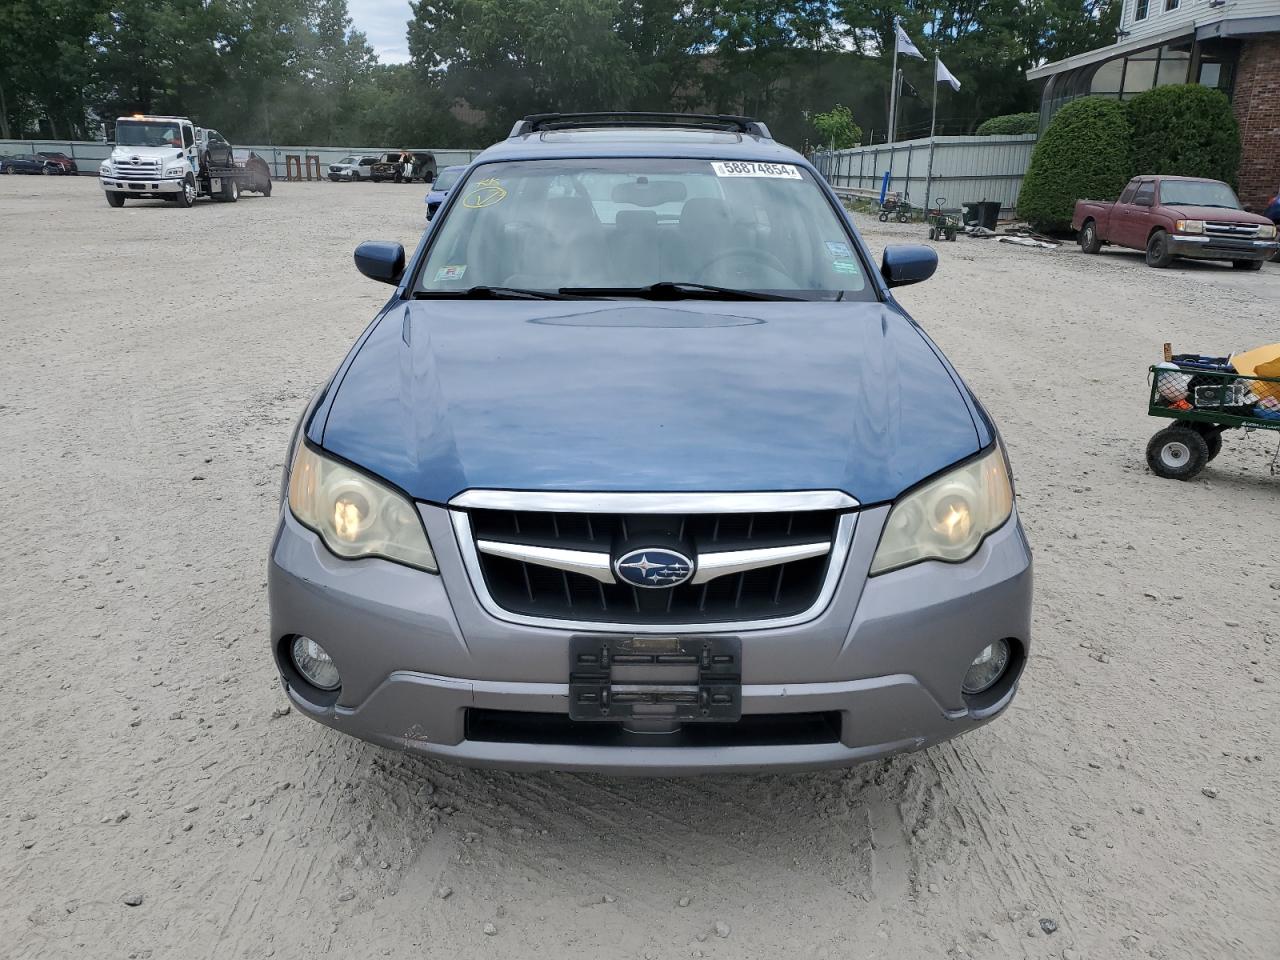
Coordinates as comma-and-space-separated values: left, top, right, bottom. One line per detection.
963, 201, 1000, 230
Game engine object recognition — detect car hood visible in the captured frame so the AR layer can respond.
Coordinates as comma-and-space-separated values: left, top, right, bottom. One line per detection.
1164, 204, 1273, 225
319, 300, 983, 505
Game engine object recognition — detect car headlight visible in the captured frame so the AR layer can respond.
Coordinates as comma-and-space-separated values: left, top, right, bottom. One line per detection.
287, 444, 437, 571
100, 162, 113, 174
1174, 219, 1205, 234
1258, 224, 1278, 239
164, 165, 187, 177
870, 444, 1013, 575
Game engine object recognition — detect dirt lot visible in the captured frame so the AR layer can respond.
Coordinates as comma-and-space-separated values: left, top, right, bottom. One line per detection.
1, 176, 1277, 960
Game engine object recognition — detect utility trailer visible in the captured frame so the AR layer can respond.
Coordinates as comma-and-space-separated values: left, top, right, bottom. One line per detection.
99, 115, 272, 208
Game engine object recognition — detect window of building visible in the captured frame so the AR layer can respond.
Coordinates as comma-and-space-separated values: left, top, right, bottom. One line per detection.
1135, 0, 1149, 20
1165, 0, 1179, 9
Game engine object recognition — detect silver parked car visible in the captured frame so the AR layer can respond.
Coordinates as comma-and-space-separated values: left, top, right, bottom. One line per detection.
268, 113, 1033, 775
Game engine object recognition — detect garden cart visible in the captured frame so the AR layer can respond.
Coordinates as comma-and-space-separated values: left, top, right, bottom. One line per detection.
1146, 347, 1280, 480
878, 192, 916, 223
926, 197, 958, 241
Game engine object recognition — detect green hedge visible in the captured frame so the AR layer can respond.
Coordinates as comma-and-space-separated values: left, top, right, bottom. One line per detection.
975, 112, 1039, 136
1017, 97, 1132, 231
1127, 85, 1240, 185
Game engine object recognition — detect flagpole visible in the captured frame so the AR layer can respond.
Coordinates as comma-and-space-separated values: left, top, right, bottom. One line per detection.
925, 54, 939, 211
888, 17, 899, 146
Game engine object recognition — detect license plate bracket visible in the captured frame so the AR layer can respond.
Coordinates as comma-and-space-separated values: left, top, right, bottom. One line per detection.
569, 635, 742, 722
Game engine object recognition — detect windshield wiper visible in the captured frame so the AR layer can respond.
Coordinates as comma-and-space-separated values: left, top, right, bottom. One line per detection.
559, 281, 802, 302
413, 285, 585, 301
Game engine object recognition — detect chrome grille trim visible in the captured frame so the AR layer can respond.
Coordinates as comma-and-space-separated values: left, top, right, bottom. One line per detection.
474, 537, 833, 587
450, 508, 857, 633
449, 489, 859, 513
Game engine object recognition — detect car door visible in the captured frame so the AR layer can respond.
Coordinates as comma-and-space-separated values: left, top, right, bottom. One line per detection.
1126, 181, 1158, 248
1112, 179, 1147, 248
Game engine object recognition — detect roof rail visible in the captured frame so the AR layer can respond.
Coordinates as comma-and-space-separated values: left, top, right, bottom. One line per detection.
508, 112, 772, 140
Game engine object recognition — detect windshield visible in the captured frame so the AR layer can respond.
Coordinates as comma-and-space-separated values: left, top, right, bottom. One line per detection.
116, 120, 183, 148
434, 168, 463, 191
1160, 180, 1241, 209
415, 158, 870, 299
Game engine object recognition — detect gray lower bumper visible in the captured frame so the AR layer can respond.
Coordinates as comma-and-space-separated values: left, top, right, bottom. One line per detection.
100, 177, 184, 194
268, 504, 1033, 774
1168, 235, 1278, 261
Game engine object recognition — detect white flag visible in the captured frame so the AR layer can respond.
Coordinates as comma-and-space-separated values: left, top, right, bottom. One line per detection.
936, 57, 961, 91
895, 24, 925, 60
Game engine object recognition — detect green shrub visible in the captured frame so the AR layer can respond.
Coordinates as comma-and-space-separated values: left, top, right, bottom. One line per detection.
975, 112, 1039, 136
812, 104, 863, 150
1126, 85, 1240, 185
1017, 97, 1132, 231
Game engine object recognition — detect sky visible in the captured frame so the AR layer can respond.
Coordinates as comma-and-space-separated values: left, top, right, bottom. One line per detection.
348, 0, 414, 64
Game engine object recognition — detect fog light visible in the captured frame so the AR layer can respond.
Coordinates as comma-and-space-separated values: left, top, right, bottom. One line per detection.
291, 636, 340, 690
962, 640, 1010, 695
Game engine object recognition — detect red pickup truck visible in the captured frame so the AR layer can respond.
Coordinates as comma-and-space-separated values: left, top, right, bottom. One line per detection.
1072, 175, 1278, 270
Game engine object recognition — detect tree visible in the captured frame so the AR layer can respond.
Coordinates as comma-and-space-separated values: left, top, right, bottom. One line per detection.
1017, 95, 1131, 230
812, 104, 862, 148
1127, 85, 1240, 185
409, 0, 642, 141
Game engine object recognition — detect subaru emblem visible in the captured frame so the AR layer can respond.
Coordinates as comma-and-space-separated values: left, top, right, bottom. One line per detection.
614, 548, 695, 589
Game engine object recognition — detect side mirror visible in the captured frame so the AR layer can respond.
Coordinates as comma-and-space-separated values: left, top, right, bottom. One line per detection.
354, 241, 405, 285
881, 244, 938, 288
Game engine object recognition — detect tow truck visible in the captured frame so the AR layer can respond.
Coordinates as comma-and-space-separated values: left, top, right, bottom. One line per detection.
99, 115, 272, 208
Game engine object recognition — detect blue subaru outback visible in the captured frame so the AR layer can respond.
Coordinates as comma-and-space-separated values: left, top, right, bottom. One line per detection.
269, 113, 1032, 774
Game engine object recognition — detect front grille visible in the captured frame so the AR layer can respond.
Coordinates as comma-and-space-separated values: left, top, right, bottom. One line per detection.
1205, 221, 1260, 239
468, 507, 842, 624
112, 158, 162, 181
465, 708, 842, 747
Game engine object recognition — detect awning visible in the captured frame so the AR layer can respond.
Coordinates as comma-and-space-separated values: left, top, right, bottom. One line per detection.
1026, 24, 1193, 80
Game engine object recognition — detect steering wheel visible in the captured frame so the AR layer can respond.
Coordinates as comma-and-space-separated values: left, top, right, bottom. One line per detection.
697, 247, 791, 285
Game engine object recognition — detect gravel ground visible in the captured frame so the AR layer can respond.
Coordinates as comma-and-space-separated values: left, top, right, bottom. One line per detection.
2, 176, 1278, 960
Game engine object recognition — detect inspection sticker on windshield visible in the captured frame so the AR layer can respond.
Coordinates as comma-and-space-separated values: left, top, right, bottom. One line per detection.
434, 265, 467, 282
710, 161, 802, 179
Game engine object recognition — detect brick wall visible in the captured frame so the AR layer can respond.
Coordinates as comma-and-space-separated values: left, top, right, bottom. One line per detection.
1232, 35, 1280, 210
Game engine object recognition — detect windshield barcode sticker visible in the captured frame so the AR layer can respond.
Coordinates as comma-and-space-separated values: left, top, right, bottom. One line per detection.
711, 161, 802, 179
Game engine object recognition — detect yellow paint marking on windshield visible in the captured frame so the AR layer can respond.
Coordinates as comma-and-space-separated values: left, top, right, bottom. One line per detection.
462, 178, 507, 208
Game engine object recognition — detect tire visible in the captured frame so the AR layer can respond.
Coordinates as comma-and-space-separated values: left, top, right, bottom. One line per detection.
1079, 220, 1102, 254
878, 211, 889, 222
177, 176, 196, 208
41, 165, 52, 175
261, 178, 272, 197
928, 227, 937, 241
1146, 425, 1209, 480
1232, 259, 1263, 271
1145, 230, 1173, 268
221, 177, 239, 202
1190, 423, 1223, 461
105, 191, 125, 208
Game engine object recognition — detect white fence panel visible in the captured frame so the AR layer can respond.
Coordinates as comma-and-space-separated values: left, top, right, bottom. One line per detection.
813, 134, 1037, 215
0, 139, 481, 179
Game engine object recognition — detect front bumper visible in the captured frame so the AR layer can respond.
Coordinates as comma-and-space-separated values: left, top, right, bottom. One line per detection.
268, 503, 1033, 774
1168, 234, 1279, 261
100, 176, 184, 194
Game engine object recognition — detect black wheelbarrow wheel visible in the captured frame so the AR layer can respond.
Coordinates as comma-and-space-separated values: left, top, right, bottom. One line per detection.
878, 211, 890, 222
1191, 423, 1224, 461
1146, 425, 1209, 480
928, 226, 937, 241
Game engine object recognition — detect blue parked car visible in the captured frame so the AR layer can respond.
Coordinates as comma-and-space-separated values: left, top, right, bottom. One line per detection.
424, 164, 466, 219
269, 113, 1032, 775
